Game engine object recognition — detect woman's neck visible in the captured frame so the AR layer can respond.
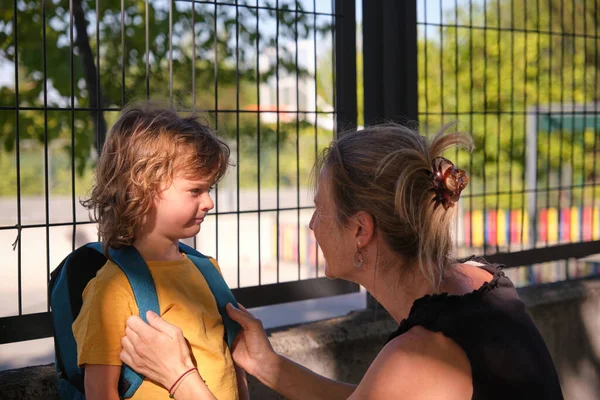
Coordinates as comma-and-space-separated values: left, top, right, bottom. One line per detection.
358, 257, 489, 324
359, 265, 433, 324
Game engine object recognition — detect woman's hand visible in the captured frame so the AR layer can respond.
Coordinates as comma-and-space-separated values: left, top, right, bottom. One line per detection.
120, 310, 195, 389
228, 303, 356, 400
226, 303, 280, 381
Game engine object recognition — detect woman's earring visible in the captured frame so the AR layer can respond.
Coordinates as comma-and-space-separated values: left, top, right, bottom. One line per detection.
353, 243, 364, 268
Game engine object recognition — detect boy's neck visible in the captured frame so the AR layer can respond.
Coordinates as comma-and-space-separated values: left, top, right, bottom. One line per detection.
133, 235, 182, 262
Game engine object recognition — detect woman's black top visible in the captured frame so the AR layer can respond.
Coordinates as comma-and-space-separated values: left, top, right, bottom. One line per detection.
386, 257, 563, 399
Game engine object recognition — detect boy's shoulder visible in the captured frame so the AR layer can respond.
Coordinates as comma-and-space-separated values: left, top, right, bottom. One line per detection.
206, 256, 222, 274
202, 255, 223, 276
87, 253, 223, 290
86, 259, 132, 293
182, 253, 222, 275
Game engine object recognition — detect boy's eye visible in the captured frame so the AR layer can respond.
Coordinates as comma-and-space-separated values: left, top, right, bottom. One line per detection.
190, 187, 213, 196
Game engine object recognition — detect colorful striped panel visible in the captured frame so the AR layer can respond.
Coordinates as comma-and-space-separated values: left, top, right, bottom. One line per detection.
570, 207, 580, 242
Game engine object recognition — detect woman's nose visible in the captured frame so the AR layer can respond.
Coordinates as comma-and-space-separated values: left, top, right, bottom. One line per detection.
309, 211, 315, 231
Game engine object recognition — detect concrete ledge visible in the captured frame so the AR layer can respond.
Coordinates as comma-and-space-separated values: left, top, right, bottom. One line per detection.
518, 277, 600, 400
248, 309, 397, 399
0, 310, 396, 400
2, 277, 600, 400
0, 364, 57, 400
518, 275, 600, 307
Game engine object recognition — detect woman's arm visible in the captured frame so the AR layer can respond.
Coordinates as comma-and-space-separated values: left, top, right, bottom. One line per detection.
84, 364, 120, 400
235, 365, 249, 400
169, 372, 217, 400
121, 306, 357, 400
226, 304, 356, 400
253, 353, 356, 400
120, 312, 220, 399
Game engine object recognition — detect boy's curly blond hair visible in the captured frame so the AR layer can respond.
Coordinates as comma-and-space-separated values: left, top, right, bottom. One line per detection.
81, 105, 230, 256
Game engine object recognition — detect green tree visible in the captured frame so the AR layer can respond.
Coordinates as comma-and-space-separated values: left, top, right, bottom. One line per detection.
418, 0, 600, 208
0, 0, 328, 181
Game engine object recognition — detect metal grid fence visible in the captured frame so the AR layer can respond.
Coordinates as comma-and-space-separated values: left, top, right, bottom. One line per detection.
0, 0, 357, 344
417, 0, 600, 286
2, 0, 600, 346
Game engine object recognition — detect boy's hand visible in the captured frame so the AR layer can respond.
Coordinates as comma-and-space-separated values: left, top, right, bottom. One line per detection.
120, 310, 195, 389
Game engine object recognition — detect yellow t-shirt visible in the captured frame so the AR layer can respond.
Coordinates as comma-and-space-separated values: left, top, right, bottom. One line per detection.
72, 255, 238, 400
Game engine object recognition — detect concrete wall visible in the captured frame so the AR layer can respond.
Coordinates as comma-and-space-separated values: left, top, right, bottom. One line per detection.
2, 276, 599, 400
519, 276, 600, 400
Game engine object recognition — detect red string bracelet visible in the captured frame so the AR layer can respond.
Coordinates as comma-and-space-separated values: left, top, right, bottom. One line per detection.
168, 367, 197, 397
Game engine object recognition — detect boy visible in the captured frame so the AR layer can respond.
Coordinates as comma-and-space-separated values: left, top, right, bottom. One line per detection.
73, 105, 247, 399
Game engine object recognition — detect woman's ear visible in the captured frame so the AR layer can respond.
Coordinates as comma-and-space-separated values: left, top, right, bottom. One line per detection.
354, 211, 375, 248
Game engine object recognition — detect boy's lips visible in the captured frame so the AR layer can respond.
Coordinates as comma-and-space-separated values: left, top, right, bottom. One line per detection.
195, 217, 205, 223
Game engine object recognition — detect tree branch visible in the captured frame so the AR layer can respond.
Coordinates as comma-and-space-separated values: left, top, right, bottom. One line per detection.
73, 0, 107, 154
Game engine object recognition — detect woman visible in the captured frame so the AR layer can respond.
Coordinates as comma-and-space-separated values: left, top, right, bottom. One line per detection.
120, 124, 563, 399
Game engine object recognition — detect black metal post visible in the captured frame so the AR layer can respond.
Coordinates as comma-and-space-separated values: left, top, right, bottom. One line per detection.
363, 0, 417, 308
335, 0, 358, 134
362, 0, 418, 126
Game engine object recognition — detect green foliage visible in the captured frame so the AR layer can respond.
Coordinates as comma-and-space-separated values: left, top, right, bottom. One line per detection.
0, 0, 332, 189
2, 0, 599, 207
0, 122, 329, 197
215, 112, 331, 191
418, 0, 600, 208
0, 141, 94, 196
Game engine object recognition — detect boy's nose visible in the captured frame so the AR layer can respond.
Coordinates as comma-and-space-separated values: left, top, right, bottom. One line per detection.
202, 193, 215, 211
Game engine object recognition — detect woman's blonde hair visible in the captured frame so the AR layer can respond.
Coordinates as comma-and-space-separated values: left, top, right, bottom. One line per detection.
81, 104, 230, 255
314, 123, 473, 291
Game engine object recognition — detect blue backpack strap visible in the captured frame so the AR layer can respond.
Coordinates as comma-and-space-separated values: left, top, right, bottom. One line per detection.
86, 243, 160, 399
50, 258, 83, 384
178, 242, 241, 348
